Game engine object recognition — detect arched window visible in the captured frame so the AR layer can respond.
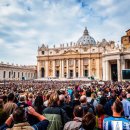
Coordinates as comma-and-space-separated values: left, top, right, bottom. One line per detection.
41, 68, 45, 78
3, 71, 6, 78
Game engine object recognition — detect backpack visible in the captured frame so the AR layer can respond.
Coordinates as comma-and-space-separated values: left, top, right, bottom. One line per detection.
43, 109, 63, 130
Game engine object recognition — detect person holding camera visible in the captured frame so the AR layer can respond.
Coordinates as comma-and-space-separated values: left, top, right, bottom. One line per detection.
0, 106, 49, 130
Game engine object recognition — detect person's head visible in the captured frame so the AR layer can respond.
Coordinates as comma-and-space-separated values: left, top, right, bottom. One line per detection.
97, 91, 102, 98
86, 89, 91, 97
34, 95, 43, 106
8, 93, 15, 102
48, 93, 59, 107
73, 105, 83, 118
19, 95, 26, 102
59, 94, 65, 102
111, 92, 116, 100
74, 92, 80, 99
34, 95, 43, 114
13, 107, 27, 123
112, 99, 123, 114
82, 112, 96, 130
122, 92, 127, 99
80, 95, 87, 104
99, 96, 107, 106
96, 104, 105, 117
46, 93, 50, 100
91, 93, 96, 99
28, 93, 33, 100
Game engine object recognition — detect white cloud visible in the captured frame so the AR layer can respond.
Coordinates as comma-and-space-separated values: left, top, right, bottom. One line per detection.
0, 0, 130, 65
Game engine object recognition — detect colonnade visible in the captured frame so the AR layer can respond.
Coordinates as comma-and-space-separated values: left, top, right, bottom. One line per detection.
102, 58, 125, 81
38, 58, 93, 79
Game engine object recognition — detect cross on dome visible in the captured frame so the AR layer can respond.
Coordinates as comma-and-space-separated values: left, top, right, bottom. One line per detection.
83, 27, 89, 35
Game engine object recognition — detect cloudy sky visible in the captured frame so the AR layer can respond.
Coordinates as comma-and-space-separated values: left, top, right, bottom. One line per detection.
0, 0, 130, 65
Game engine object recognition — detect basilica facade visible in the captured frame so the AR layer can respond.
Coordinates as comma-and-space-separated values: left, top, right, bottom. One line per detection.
37, 28, 130, 81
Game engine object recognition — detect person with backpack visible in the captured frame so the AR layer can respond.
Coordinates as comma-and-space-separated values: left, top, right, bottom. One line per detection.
0, 106, 49, 130
43, 92, 70, 130
63, 105, 83, 130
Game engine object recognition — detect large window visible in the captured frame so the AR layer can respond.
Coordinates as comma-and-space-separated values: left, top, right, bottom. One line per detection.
64, 72, 66, 78
9, 72, 11, 78
69, 70, 73, 78
42, 51, 45, 55
84, 70, 88, 77
41, 68, 45, 77
14, 72, 15, 78
18, 72, 20, 78
76, 72, 78, 77
3, 71, 6, 78
56, 70, 59, 78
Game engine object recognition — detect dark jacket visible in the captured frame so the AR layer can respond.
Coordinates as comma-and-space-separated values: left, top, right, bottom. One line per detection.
43, 107, 70, 125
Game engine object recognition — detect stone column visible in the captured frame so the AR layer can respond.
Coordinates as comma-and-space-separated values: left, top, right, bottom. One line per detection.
78, 59, 81, 77
106, 60, 109, 81
117, 59, 121, 81
66, 59, 69, 78
121, 59, 125, 70
73, 59, 76, 78
45, 60, 48, 78
81, 59, 83, 77
88, 58, 91, 76
102, 60, 106, 81
53, 60, 55, 77
96, 59, 100, 80
62, 60, 64, 78
37, 61, 40, 78
60, 60, 62, 78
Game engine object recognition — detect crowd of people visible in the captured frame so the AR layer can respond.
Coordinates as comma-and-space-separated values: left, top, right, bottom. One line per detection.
0, 80, 130, 130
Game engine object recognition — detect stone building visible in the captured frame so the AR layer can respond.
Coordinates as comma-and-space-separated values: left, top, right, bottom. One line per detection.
37, 28, 130, 81
121, 29, 130, 49
102, 29, 130, 81
0, 62, 36, 80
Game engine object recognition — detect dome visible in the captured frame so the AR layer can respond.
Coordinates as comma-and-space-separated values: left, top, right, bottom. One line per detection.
77, 27, 96, 45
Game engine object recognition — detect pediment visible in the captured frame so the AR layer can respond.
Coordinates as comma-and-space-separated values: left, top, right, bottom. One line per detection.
62, 50, 80, 55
